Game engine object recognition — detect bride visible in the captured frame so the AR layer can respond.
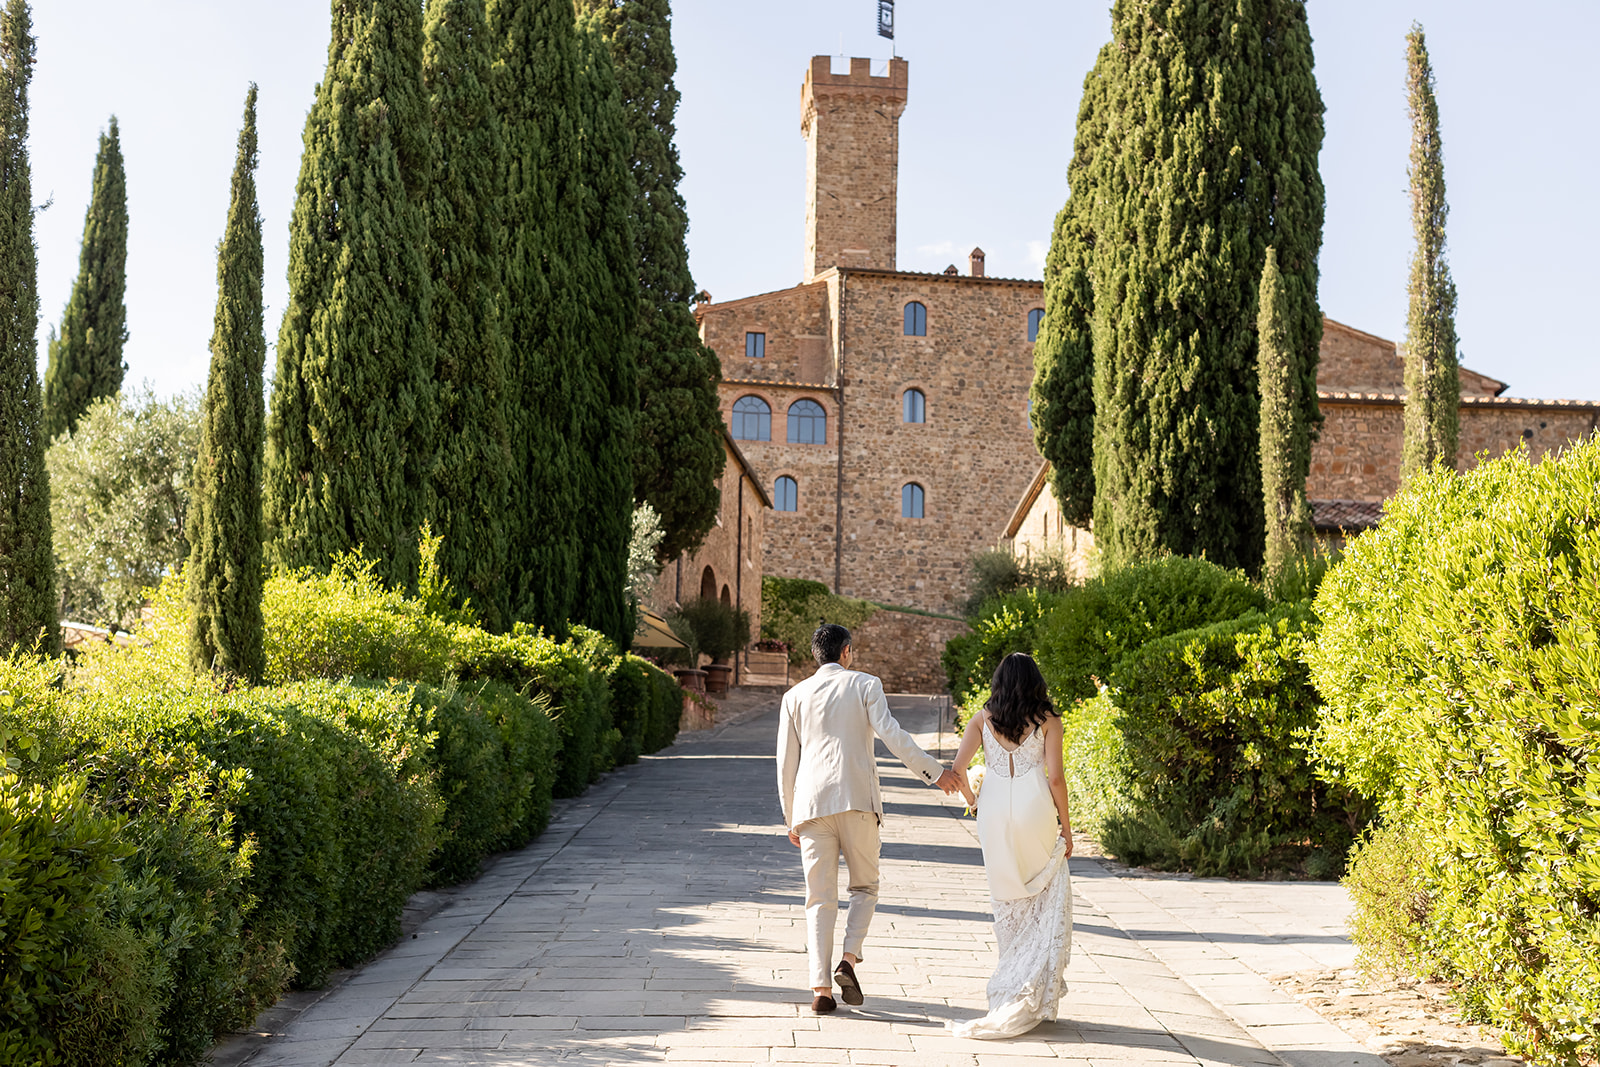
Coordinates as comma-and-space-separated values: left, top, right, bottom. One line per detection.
948, 652, 1075, 1039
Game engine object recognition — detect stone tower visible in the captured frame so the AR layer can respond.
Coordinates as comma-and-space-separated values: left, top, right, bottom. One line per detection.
800, 56, 908, 281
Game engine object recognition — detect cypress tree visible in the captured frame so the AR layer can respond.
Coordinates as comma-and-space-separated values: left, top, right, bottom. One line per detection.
571, 20, 640, 643
186, 86, 265, 681
1088, 0, 1324, 571
1399, 23, 1458, 481
486, 0, 586, 631
1031, 46, 1118, 529
423, 0, 513, 632
1256, 248, 1312, 588
264, 0, 436, 591
577, 0, 724, 563
43, 115, 127, 440
0, 0, 57, 655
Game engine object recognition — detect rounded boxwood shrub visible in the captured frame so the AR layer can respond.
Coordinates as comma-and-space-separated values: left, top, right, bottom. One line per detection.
942, 588, 1064, 704
1102, 601, 1365, 876
1309, 438, 1600, 1065
1035, 556, 1266, 703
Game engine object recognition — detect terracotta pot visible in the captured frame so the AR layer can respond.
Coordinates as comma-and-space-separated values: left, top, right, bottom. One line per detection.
673, 668, 707, 694
704, 662, 733, 697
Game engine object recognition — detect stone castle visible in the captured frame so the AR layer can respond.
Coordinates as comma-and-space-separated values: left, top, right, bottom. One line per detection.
681, 55, 1599, 620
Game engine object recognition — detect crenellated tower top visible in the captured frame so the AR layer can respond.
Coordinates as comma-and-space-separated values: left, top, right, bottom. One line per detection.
800, 56, 909, 281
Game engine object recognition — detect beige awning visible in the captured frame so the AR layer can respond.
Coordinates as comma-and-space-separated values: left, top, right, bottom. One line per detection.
634, 606, 689, 649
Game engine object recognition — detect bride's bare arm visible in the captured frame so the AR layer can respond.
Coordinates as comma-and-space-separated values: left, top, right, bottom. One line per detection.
952, 707, 985, 808
1043, 716, 1073, 855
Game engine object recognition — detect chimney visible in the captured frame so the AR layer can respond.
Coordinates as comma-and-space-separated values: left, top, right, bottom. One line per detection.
800, 56, 909, 281
969, 247, 986, 277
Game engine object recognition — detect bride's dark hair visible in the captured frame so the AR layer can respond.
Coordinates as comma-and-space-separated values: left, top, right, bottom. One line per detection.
985, 652, 1056, 744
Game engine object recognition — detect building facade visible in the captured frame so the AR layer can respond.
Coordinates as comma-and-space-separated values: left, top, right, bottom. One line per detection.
701, 55, 1600, 614
648, 429, 770, 644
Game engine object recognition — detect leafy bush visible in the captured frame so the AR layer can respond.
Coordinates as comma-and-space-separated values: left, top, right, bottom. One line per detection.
1100, 602, 1364, 876
961, 545, 1083, 617
0, 774, 153, 1066
46, 387, 202, 629
606, 655, 682, 763
1060, 692, 1134, 841
263, 554, 455, 685
1309, 439, 1600, 1065
1035, 556, 1266, 703
942, 588, 1065, 704
761, 576, 876, 666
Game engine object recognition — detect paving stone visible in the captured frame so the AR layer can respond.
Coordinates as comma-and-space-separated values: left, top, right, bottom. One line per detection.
217, 699, 1377, 1067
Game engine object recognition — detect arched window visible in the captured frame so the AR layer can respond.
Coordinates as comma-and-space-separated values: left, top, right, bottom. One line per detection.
731, 395, 771, 441
1027, 308, 1045, 343
774, 476, 798, 512
902, 388, 926, 424
787, 398, 827, 444
901, 482, 925, 519
720, 585, 731, 608
700, 565, 717, 602
903, 301, 927, 336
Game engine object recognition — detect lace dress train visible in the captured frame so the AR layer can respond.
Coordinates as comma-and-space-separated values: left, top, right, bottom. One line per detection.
949, 722, 1074, 1040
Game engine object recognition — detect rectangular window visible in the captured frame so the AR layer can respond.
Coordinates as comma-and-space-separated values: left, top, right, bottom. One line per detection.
745, 332, 766, 359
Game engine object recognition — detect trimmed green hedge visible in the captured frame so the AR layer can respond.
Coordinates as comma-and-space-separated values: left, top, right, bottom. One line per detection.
1103, 602, 1364, 876
0, 555, 684, 1065
942, 588, 1066, 705
1309, 440, 1600, 1066
1035, 556, 1266, 703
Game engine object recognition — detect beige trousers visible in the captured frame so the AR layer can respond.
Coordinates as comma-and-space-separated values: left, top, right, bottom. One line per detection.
797, 810, 880, 989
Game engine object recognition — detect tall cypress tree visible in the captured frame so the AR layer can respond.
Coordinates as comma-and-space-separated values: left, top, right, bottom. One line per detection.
264, 0, 435, 591
1031, 45, 1118, 529
578, 0, 723, 564
0, 0, 57, 655
423, 0, 513, 631
1256, 248, 1312, 588
186, 86, 265, 681
486, 0, 586, 631
1399, 23, 1458, 481
571, 21, 639, 643
1088, 0, 1324, 571
43, 115, 127, 440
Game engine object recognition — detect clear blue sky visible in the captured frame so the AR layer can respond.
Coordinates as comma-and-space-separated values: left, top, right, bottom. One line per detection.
30, 1, 1600, 401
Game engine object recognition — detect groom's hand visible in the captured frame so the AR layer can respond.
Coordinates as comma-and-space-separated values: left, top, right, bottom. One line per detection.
788, 830, 801, 847
935, 768, 961, 795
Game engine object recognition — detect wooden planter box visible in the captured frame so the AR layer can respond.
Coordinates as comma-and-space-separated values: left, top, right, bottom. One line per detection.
743, 650, 791, 688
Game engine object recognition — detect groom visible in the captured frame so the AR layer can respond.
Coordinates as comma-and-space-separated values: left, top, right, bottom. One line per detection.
777, 623, 960, 1013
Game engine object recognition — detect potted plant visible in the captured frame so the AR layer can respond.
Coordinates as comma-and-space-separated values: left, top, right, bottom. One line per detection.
671, 598, 751, 697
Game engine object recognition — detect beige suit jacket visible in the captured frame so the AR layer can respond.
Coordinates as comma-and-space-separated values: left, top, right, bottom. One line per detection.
777, 662, 946, 830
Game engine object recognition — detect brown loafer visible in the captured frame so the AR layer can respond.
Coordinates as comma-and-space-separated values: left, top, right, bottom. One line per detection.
811, 993, 836, 1014
834, 960, 864, 1005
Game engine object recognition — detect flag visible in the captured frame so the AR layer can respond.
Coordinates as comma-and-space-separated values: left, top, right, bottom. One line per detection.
877, 0, 894, 40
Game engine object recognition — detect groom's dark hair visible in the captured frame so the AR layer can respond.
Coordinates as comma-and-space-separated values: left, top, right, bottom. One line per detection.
812, 623, 852, 665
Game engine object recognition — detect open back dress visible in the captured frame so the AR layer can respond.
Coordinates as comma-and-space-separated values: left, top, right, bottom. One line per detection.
950, 719, 1074, 1039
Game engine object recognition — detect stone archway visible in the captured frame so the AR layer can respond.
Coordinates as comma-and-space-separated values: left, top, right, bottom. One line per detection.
700, 565, 717, 603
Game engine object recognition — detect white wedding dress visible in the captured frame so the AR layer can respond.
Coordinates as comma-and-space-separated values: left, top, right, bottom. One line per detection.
949, 721, 1074, 1039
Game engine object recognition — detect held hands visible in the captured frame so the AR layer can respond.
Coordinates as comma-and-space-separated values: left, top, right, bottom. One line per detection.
934, 768, 961, 796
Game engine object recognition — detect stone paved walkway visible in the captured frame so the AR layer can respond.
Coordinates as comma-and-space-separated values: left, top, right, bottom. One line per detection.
223, 696, 1388, 1067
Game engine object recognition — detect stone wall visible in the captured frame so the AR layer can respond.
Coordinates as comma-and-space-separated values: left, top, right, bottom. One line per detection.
699, 281, 832, 388
648, 434, 767, 641
834, 270, 1044, 614
787, 607, 969, 695
1006, 462, 1096, 577
1317, 318, 1505, 397
1310, 395, 1600, 502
